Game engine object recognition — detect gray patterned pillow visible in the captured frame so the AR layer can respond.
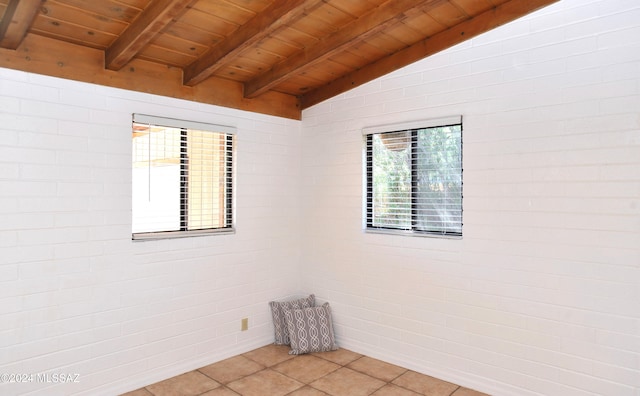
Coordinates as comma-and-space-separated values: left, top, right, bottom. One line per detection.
269, 294, 315, 345
284, 302, 338, 355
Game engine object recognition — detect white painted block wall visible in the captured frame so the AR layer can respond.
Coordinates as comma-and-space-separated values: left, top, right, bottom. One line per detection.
1, 0, 639, 395
301, 1, 640, 395
0, 71, 303, 394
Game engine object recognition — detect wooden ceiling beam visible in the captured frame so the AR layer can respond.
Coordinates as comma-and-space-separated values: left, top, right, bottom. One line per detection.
300, 0, 560, 109
183, 0, 325, 87
0, 34, 301, 119
243, 0, 448, 99
105, 0, 196, 71
0, 0, 42, 50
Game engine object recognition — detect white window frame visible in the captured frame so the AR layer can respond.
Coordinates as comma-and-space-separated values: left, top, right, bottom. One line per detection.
363, 115, 463, 238
131, 114, 236, 240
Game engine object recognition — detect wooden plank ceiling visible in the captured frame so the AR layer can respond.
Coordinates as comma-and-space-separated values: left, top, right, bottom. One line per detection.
0, 0, 558, 119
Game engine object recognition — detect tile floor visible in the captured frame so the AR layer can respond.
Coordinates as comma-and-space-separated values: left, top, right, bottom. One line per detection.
122, 344, 490, 396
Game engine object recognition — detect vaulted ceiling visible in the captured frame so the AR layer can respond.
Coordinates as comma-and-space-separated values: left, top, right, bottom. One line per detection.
0, 0, 558, 119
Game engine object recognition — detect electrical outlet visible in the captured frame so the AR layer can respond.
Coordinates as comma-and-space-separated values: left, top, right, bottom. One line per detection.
241, 318, 248, 331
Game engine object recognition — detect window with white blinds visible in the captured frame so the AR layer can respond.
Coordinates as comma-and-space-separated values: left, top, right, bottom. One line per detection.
364, 116, 462, 237
132, 114, 235, 240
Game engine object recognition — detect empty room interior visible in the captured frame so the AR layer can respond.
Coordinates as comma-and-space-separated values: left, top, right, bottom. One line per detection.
0, 0, 639, 395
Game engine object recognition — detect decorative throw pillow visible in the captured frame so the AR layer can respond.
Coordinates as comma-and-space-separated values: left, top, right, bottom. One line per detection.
284, 302, 338, 355
269, 294, 315, 345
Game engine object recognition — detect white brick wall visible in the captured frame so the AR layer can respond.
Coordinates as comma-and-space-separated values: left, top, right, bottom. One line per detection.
0, 69, 303, 395
301, 1, 640, 395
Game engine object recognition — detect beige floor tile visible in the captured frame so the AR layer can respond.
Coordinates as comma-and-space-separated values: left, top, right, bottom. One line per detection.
312, 348, 362, 366
273, 354, 340, 383
347, 356, 407, 382
392, 371, 459, 396
310, 367, 386, 396
120, 389, 153, 396
452, 387, 491, 396
124, 346, 493, 396
288, 385, 331, 395
198, 355, 264, 384
227, 368, 303, 396
200, 386, 241, 395
145, 371, 220, 396
242, 344, 293, 367
371, 384, 422, 395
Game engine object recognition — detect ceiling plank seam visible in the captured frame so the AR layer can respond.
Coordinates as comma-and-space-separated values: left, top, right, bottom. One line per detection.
182, 0, 326, 87
105, 0, 198, 71
243, 0, 450, 99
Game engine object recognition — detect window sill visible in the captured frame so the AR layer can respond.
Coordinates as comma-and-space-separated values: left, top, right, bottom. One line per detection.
364, 228, 462, 240
132, 228, 235, 241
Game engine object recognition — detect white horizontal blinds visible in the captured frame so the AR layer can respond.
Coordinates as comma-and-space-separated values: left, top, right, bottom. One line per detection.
186, 130, 233, 231
365, 116, 462, 236
367, 131, 412, 230
132, 114, 234, 236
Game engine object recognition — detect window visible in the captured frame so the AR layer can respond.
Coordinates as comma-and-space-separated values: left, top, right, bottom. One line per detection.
132, 114, 235, 240
364, 116, 462, 237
